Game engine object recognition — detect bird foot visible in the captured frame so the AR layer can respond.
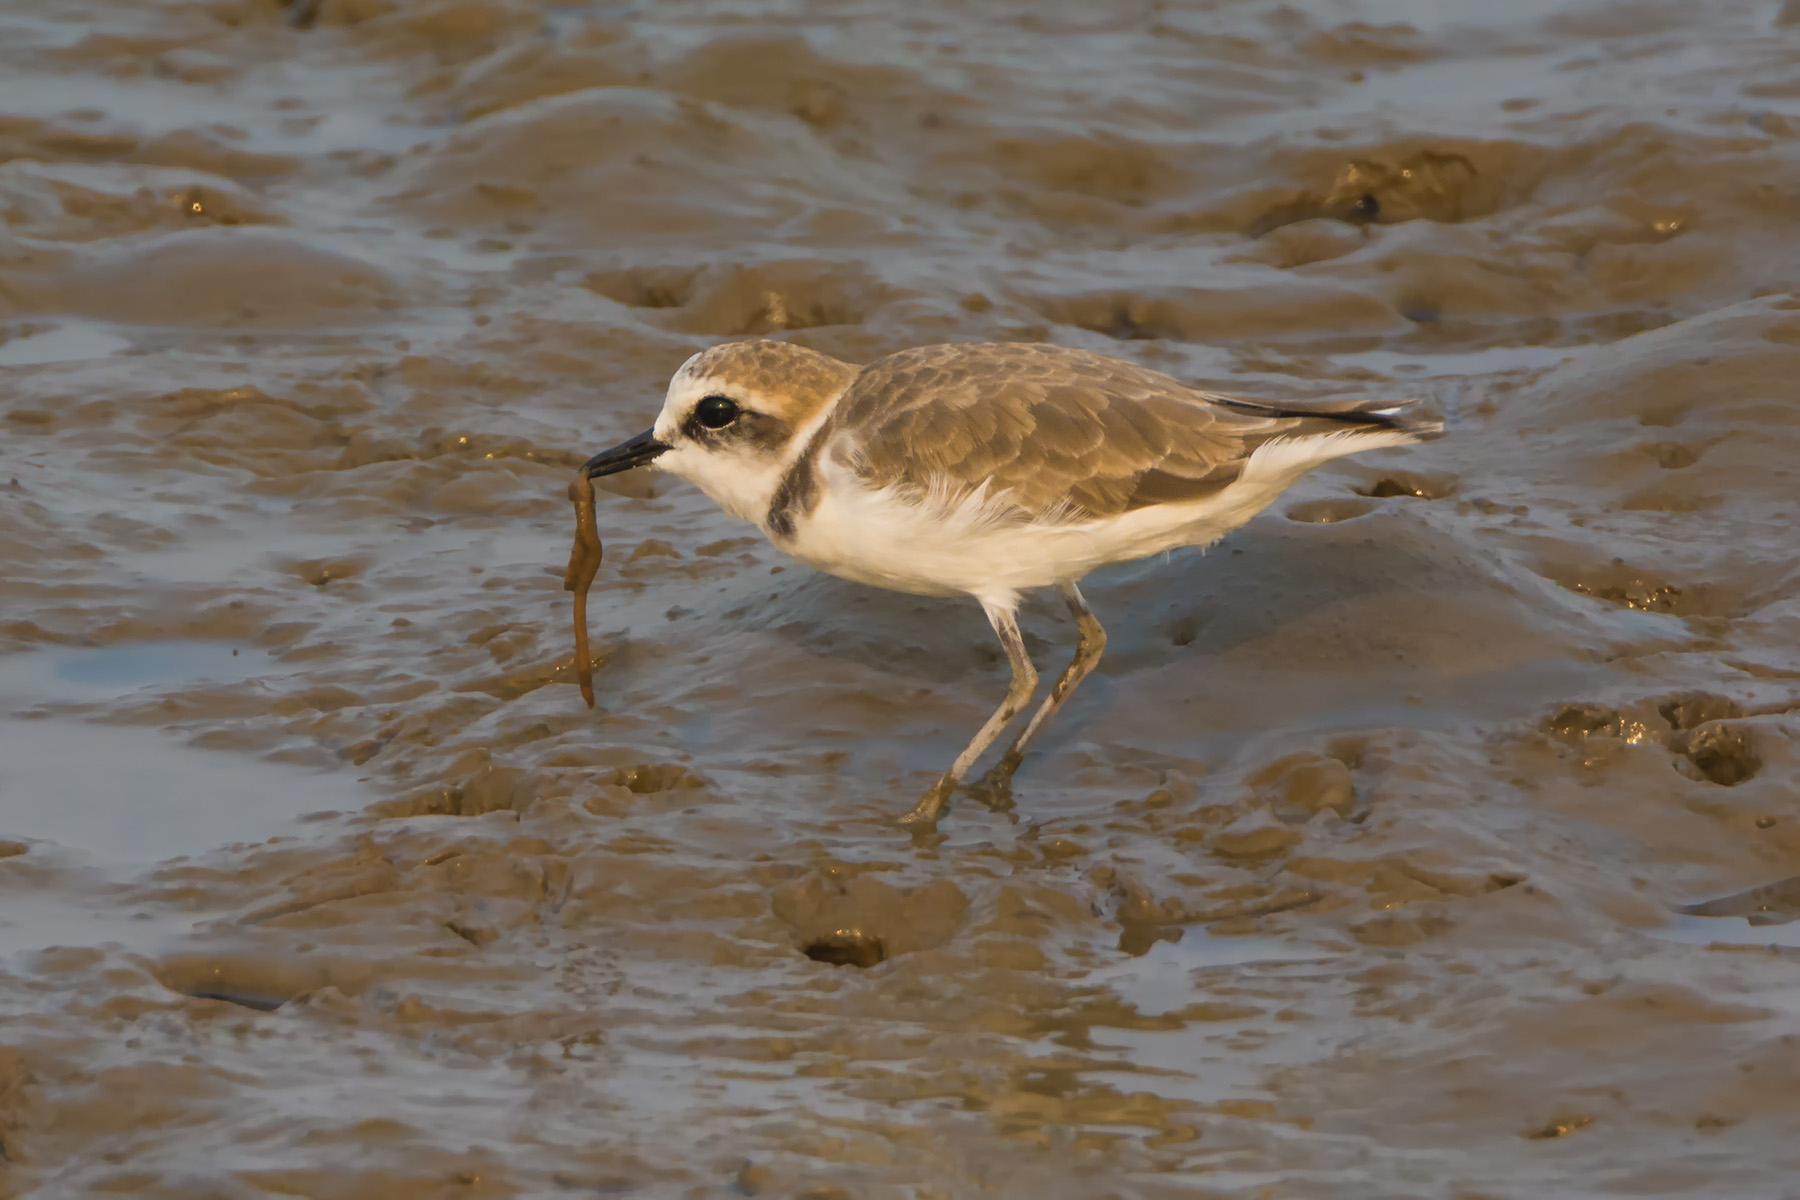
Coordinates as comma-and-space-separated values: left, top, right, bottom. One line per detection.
975, 751, 1024, 804
969, 769, 1016, 813
897, 777, 956, 828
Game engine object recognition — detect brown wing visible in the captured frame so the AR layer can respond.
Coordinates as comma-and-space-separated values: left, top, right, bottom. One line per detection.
824, 343, 1280, 522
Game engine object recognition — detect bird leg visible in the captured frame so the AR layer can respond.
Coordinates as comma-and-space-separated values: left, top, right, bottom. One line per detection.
898, 601, 1037, 827
979, 582, 1106, 799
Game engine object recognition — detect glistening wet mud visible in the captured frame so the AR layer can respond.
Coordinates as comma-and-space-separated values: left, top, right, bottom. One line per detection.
2, 1, 1799, 1196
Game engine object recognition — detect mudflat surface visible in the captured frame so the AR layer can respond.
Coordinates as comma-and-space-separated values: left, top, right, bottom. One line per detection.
3, 1, 1799, 1196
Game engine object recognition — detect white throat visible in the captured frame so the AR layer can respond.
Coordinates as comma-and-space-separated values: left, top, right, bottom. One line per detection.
650, 361, 845, 531
654, 442, 784, 524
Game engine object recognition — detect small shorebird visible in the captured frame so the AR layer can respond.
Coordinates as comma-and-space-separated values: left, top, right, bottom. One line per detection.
582, 340, 1442, 826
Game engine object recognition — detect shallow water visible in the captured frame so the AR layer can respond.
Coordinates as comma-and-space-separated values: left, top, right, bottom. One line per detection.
0, 716, 329, 861
3, 0, 1800, 1196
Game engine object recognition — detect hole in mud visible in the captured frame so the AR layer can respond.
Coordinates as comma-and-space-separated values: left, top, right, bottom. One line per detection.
183, 988, 288, 1012
1336, 151, 1478, 222
1539, 556, 1745, 619
293, 557, 363, 587
1649, 442, 1701, 469
634, 285, 689, 310
1674, 723, 1759, 787
1398, 298, 1440, 324
157, 952, 361, 1010
1250, 148, 1489, 236
582, 267, 698, 310
1118, 923, 1183, 958
1035, 293, 1189, 342
1545, 702, 1622, 740
174, 187, 248, 227
801, 929, 885, 968
1355, 471, 1453, 500
1569, 579, 1686, 615
283, 0, 324, 29
1526, 1115, 1594, 1140
1657, 692, 1741, 732
1285, 497, 1374, 524
608, 764, 704, 795
1253, 754, 1357, 822
1094, 301, 1174, 341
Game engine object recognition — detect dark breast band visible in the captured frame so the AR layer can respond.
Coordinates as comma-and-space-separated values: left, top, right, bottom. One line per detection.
764, 429, 827, 539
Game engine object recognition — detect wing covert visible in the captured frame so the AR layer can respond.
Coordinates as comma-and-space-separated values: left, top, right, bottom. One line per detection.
826, 343, 1267, 522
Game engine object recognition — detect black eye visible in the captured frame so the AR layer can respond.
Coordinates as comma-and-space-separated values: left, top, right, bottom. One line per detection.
695, 395, 740, 430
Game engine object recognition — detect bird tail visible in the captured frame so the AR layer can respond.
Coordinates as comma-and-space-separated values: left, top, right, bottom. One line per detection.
1210, 393, 1447, 442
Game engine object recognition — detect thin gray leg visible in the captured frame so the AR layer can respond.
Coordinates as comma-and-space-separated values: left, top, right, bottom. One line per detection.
980, 582, 1106, 796
898, 600, 1037, 827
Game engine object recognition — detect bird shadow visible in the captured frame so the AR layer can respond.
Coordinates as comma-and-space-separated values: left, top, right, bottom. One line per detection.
700, 505, 1539, 693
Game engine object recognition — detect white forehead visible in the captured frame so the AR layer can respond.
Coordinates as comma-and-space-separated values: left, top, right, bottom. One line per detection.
653, 352, 707, 438
664, 350, 708, 405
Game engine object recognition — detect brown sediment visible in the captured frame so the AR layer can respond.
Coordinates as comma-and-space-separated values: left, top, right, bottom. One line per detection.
563, 472, 602, 708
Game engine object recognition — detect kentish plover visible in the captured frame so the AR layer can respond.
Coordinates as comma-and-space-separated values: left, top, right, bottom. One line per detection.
582, 340, 1443, 826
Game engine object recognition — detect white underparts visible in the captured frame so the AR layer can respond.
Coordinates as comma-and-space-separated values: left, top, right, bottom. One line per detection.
780, 428, 1421, 608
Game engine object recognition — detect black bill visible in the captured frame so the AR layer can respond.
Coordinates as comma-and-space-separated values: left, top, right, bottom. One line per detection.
582, 429, 671, 478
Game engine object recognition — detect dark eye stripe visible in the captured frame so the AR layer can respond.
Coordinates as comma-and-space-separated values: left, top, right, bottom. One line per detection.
680, 397, 790, 454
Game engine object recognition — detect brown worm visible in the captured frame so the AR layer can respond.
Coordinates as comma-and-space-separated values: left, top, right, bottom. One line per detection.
563, 472, 602, 708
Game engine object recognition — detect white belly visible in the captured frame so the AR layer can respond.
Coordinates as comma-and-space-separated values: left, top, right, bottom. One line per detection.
775, 430, 1412, 606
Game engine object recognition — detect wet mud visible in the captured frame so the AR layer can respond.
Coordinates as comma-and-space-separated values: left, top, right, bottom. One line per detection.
3, 0, 1800, 1196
